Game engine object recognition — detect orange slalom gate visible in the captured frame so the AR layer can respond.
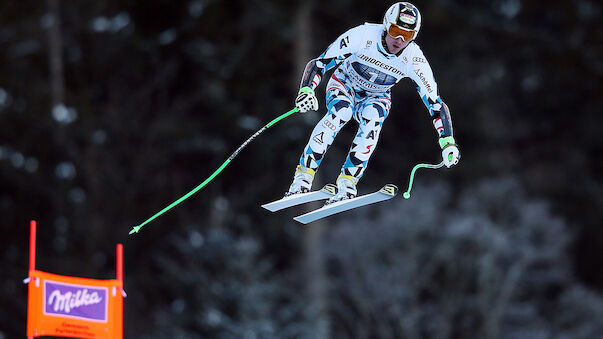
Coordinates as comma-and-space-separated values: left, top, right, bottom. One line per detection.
25, 220, 125, 338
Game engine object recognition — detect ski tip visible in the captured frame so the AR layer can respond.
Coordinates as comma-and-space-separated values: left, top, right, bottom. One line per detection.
261, 195, 287, 212
293, 216, 310, 225
261, 204, 278, 212
261, 194, 293, 212
379, 184, 399, 196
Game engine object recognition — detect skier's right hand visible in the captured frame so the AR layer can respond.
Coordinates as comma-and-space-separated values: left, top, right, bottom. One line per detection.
295, 87, 318, 113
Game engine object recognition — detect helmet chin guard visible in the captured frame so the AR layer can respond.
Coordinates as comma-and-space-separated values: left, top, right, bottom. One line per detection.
383, 2, 422, 41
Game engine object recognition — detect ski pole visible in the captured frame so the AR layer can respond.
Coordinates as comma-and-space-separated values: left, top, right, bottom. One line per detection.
403, 161, 445, 199
129, 107, 300, 235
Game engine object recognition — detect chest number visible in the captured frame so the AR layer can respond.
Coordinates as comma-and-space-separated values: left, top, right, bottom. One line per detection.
368, 72, 379, 82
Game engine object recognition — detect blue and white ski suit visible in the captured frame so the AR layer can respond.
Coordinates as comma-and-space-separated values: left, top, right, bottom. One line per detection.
298, 23, 453, 181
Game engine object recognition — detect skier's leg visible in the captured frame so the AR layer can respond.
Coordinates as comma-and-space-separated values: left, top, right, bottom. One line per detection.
287, 78, 354, 195
328, 96, 390, 202
342, 99, 389, 179
299, 86, 354, 169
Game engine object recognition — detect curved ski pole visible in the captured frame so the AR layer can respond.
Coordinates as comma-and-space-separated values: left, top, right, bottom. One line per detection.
130, 107, 300, 235
403, 161, 445, 199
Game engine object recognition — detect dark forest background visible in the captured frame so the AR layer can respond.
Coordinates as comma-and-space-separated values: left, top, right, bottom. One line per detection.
1, 0, 601, 338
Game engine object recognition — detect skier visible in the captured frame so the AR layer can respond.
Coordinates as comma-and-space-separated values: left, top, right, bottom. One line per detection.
287, 2, 460, 204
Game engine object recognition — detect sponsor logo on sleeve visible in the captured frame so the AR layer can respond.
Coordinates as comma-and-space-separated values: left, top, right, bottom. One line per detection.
340, 36, 350, 49
414, 69, 433, 93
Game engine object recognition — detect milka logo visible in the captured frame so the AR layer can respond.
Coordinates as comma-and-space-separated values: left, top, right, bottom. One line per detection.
44, 281, 108, 322
48, 289, 103, 313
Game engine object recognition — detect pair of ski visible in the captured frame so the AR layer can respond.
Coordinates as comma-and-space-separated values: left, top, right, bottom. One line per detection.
262, 183, 399, 224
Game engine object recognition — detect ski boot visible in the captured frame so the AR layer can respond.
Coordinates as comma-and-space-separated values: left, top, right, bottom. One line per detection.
326, 174, 358, 205
285, 165, 315, 196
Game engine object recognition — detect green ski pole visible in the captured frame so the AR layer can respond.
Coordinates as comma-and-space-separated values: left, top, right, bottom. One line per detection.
403, 161, 445, 199
130, 107, 299, 235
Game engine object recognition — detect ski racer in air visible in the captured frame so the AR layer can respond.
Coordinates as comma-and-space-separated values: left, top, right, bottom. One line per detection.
287, 2, 460, 204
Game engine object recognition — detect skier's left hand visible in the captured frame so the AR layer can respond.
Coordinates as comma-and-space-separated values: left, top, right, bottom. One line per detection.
439, 136, 460, 168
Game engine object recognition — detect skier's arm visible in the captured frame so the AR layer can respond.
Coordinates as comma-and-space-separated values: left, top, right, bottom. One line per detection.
409, 55, 453, 139
300, 53, 350, 90
409, 53, 459, 167
299, 25, 366, 90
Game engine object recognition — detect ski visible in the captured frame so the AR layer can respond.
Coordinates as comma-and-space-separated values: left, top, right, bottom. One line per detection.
261, 184, 338, 212
293, 184, 398, 224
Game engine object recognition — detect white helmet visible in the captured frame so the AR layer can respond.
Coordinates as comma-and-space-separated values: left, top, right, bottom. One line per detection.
383, 2, 422, 41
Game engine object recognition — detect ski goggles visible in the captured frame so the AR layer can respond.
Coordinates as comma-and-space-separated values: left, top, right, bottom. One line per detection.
387, 24, 416, 41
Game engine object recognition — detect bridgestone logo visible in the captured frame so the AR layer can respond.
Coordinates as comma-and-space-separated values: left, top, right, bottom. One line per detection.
357, 54, 404, 76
